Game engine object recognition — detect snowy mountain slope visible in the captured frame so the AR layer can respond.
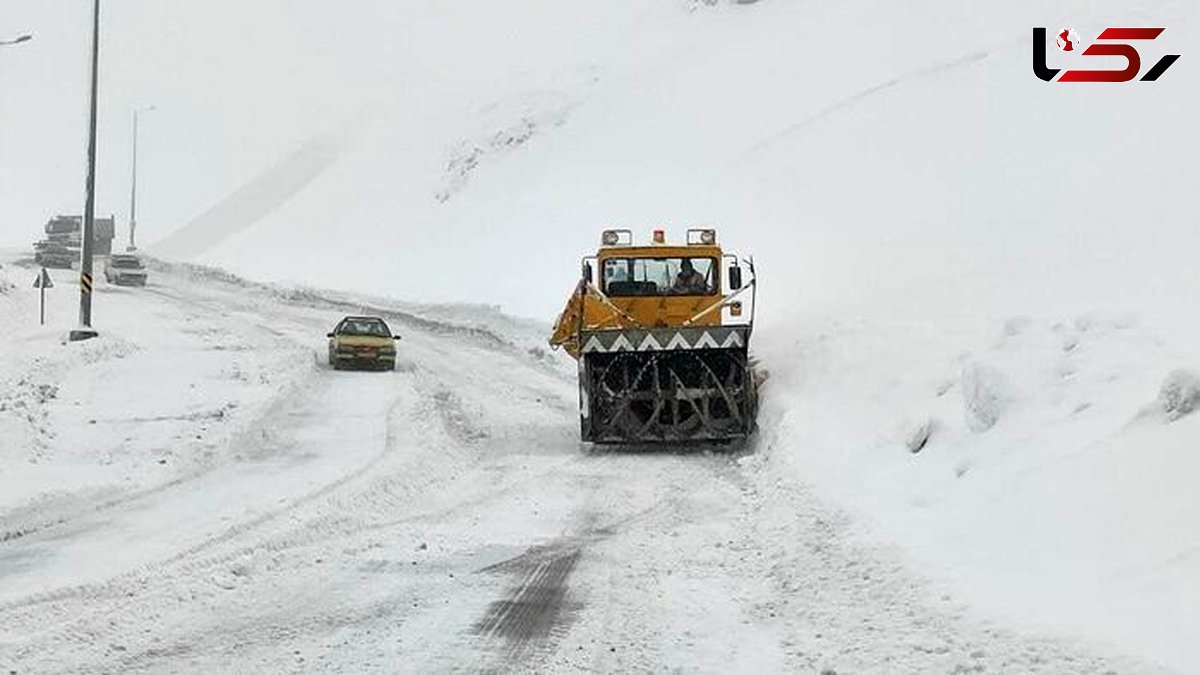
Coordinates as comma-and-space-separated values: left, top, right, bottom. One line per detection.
112, 0, 1197, 321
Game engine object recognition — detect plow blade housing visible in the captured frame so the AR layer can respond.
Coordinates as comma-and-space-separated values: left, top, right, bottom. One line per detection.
579, 327, 757, 443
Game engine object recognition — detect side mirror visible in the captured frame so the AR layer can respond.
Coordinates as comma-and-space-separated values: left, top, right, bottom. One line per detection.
728, 265, 743, 291
582, 262, 593, 282
326, 332, 335, 338
393, 335, 402, 340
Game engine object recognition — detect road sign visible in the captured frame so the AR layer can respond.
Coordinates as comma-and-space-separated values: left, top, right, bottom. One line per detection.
34, 267, 53, 325
33, 268, 54, 289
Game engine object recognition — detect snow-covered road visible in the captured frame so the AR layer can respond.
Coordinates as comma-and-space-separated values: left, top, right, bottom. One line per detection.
0, 258, 1152, 673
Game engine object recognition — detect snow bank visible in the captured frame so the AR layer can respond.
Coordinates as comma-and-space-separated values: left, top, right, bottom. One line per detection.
1151, 370, 1200, 422
755, 307, 1200, 670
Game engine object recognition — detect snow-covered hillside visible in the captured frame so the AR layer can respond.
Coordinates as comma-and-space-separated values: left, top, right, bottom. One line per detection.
148, 1, 1200, 324
3, 0, 1199, 670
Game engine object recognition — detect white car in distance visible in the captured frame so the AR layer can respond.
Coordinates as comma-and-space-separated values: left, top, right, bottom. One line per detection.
104, 254, 148, 287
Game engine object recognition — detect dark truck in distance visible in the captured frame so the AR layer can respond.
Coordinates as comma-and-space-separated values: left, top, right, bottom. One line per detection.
31, 215, 117, 267
34, 242, 77, 269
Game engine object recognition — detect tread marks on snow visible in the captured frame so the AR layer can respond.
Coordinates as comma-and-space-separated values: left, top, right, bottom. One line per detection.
474, 547, 583, 658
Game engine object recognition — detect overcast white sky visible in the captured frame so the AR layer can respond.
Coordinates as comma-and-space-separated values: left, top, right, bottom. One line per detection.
0, 0, 406, 248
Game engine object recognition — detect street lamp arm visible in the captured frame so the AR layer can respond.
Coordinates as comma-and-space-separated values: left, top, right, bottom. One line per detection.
1, 34, 33, 45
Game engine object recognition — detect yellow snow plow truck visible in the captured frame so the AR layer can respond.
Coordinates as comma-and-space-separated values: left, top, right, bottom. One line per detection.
550, 228, 758, 444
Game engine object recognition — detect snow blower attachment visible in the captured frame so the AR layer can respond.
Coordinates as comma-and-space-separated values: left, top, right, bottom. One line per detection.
549, 228, 758, 444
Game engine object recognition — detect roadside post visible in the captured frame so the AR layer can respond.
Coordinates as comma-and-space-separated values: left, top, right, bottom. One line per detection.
71, 0, 102, 342
33, 268, 54, 325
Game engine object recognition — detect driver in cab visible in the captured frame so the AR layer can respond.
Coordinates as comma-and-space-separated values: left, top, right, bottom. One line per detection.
672, 259, 708, 295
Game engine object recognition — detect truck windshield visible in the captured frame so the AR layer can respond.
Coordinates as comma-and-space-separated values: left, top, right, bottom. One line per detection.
602, 257, 717, 296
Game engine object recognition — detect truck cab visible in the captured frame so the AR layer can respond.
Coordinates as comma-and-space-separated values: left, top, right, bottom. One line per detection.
550, 228, 757, 444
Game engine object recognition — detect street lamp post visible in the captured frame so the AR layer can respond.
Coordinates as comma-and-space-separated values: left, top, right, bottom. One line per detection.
70, 0, 101, 342
0, 34, 33, 46
127, 105, 155, 252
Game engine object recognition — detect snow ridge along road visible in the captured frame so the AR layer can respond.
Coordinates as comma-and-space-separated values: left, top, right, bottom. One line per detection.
0, 258, 1152, 672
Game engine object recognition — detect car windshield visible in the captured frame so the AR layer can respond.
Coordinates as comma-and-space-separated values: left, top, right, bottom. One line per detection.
602, 257, 717, 296
111, 257, 142, 269
338, 318, 390, 337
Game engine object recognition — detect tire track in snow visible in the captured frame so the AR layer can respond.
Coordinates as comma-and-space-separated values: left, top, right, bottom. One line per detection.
161, 381, 413, 567
475, 549, 582, 654
0, 284, 319, 547
0, 267, 577, 671
0, 366, 410, 611
469, 502, 670, 667
0, 278, 377, 611
0, 368, 321, 547
0, 406, 577, 671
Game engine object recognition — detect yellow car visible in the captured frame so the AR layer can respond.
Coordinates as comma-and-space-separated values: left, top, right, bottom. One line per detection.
327, 316, 400, 371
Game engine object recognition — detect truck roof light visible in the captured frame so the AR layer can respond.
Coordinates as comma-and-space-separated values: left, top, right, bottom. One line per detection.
686, 228, 717, 245
601, 229, 632, 246
652, 229, 666, 244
